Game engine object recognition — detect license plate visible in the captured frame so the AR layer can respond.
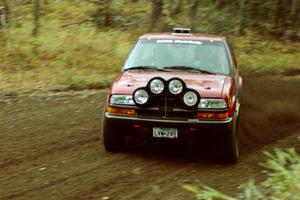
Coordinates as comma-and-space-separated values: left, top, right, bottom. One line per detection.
153, 127, 178, 139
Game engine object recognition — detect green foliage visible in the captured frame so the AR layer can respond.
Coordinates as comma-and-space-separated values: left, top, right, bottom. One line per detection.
232, 36, 300, 75
204, 7, 240, 34
184, 147, 300, 200
0, 23, 133, 91
0, 1, 299, 91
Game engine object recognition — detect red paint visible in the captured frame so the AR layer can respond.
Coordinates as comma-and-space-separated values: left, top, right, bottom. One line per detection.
221, 77, 236, 117
111, 72, 227, 98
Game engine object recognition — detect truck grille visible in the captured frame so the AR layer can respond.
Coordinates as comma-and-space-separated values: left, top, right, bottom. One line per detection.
137, 96, 196, 119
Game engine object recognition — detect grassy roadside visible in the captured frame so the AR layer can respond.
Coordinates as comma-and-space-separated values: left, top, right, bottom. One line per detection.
0, 25, 134, 92
1, 25, 300, 92
184, 139, 300, 200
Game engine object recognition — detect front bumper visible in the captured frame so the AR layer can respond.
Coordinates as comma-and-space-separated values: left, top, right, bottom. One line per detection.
104, 113, 233, 139
105, 112, 232, 126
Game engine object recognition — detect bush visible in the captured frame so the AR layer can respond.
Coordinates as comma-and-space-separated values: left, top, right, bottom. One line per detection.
183, 147, 300, 200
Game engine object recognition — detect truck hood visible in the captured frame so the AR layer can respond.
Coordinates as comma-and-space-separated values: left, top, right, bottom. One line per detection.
111, 72, 227, 98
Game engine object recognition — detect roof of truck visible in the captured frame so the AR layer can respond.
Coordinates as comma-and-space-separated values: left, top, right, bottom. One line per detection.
140, 33, 225, 41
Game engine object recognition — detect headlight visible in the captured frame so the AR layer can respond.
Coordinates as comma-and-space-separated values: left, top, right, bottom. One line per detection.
150, 79, 164, 94
110, 95, 135, 105
133, 89, 149, 105
183, 91, 198, 107
169, 79, 183, 95
199, 99, 227, 109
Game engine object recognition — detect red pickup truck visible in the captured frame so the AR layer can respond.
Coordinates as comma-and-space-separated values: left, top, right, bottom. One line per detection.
102, 28, 242, 163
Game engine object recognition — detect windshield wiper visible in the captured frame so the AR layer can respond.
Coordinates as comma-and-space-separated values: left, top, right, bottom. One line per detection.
163, 66, 216, 74
123, 66, 167, 72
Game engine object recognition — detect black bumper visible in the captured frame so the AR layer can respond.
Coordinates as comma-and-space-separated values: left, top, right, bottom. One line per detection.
104, 113, 233, 140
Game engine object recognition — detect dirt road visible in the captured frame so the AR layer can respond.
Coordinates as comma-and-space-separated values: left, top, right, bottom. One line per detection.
1, 76, 300, 200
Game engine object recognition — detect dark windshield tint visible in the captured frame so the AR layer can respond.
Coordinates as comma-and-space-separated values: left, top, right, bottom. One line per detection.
123, 39, 231, 75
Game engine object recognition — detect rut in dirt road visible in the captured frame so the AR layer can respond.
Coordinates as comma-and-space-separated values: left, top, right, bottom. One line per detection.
0, 76, 299, 200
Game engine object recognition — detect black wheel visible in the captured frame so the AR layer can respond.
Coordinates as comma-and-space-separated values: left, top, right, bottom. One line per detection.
218, 113, 240, 163
102, 109, 125, 152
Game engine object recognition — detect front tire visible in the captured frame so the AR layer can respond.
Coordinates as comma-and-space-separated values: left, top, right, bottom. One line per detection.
102, 109, 125, 152
218, 113, 239, 163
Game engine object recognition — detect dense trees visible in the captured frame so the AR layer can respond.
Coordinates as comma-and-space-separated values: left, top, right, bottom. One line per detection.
240, 0, 299, 38
0, 0, 299, 40
148, 0, 300, 39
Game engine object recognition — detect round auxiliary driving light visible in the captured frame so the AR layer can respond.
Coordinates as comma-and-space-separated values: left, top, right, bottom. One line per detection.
169, 79, 183, 95
150, 79, 164, 94
183, 91, 198, 107
133, 89, 149, 105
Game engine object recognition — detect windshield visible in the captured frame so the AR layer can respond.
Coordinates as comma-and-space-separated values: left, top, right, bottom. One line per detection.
123, 39, 231, 75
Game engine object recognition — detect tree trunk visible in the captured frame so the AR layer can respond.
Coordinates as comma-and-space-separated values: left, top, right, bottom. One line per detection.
238, 0, 246, 35
295, 0, 300, 28
216, 0, 225, 10
0, 0, 8, 45
172, 0, 183, 16
150, 0, 163, 30
189, 0, 199, 30
167, 0, 175, 19
274, 0, 288, 37
104, 0, 112, 26
93, 0, 113, 28
32, 0, 40, 36
0, 0, 8, 25
289, 0, 300, 28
